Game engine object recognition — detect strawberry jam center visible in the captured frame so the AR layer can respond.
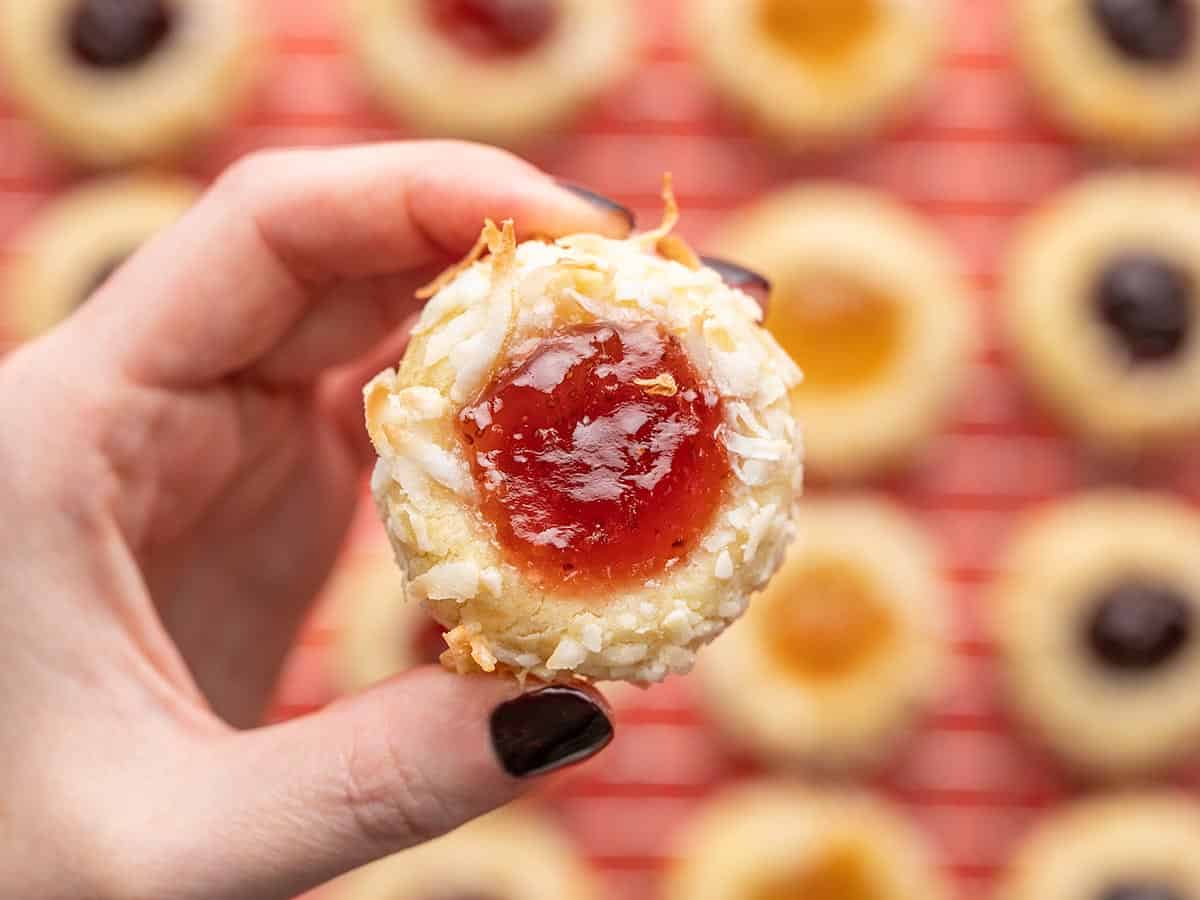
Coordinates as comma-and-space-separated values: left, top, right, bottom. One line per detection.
459, 321, 729, 589
425, 0, 558, 58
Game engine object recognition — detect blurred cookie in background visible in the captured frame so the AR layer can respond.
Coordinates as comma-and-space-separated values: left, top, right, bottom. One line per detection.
3, 173, 198, 341
716, 184, 974, 480
665, 780, 950, 900
992, 491, 1200, 777
1000, 792, 1200, 900
337, 807, 598, 900
688, 0, 944, 145
0, 0, 258, 167
1015, 0, 1200, 153
697, 496, 951, 769
347, 0, 636, 143
333, 542, 448, 692
1007, 172, 1200, 453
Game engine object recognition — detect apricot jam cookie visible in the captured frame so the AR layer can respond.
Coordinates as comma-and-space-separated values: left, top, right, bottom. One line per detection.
716, 184, 974, 480
347, 0, 635, 143
992, 491, 1200, 776
338, 808, 597, 900
364, 194, 803, 685
1015, 0, 1200, 152
0, 0, 257, 167
665, 781, 949, 900
698, 496, 950, 768
1007, 173, 1200, 452
688, 0, 944, 145
3, 173, 198, 341
333, 544, 449, 692
1001, 793, 1200, 900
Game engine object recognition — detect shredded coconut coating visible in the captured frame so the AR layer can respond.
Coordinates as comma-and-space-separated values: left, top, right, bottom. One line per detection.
364, 207, 803, 684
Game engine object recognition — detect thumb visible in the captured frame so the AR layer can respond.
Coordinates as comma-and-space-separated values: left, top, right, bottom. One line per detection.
173, 670, 612, 900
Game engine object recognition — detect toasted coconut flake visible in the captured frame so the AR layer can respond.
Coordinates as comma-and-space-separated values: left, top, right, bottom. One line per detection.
657, 234, 701, 270
441, 624, 498, 673
640, 172, 680, 244
416, 218, 517, 300
634, 372, 679, 396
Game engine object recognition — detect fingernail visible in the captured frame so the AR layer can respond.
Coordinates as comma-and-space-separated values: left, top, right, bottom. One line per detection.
558, 183, 636, 231
490, 686, 614, 778
701, 256, 771, 294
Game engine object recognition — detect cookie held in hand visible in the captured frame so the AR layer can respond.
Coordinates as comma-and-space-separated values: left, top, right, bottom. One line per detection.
365, 183, 803, 684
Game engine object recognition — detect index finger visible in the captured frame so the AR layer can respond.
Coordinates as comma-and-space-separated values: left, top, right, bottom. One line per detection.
79, 141, 633, 387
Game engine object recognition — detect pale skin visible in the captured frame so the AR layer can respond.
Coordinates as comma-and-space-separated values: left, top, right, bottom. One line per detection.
0, 142, 630, 900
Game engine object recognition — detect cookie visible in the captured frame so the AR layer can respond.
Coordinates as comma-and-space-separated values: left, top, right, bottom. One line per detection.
3, 173, 199, 341
716, 184, 974, 479
688, 0, 944, 145
1015, 0, 1200, 152
364, 191, 803, 684
665, 781, 950, 900
1001, 793, 1200, 900
0, 0, 257, 167
698, 496, 951, 768
347, 0, 635, 143
1006, 172, 1200, 452
992, 491, 1200, 776
337, 807, 597, 900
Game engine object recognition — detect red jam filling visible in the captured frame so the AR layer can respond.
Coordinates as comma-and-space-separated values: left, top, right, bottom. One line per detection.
459, 322, 729, 589
424, 0, 558, 58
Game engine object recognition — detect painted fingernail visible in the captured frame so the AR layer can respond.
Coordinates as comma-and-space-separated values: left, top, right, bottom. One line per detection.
558, 183, 636, 230
701, 256, 771, 294
490, 686, 614, 778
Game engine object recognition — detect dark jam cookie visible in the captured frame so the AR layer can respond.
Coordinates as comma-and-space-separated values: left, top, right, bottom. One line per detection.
68, 0, 174, 69
993, 491, 1200, 775
3, 175, 197, 340
1094, 253, 1193, 363
1090, 0, 1194, 65
1007, 174, 1200, 452
1086, 579, 1193, 671
0, 0, 255, 166
1002, 795, 1200, 900
1016, 0, 1200, 151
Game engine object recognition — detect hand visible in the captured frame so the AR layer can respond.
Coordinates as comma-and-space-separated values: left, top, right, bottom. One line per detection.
0, 142, 627, 900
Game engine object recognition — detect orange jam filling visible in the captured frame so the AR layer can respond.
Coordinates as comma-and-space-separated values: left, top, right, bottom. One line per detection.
759, 559, 895, 680
425, 0, 558, 58
459, 322, 729, 589
752, 846, 881, 900
766, 274, 902, 397
758, 0, 880, 69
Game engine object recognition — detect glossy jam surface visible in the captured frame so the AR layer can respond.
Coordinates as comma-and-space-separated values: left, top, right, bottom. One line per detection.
759, 0, 880, 69
1094, 252, 1193, 364
752, 847, 880, 900
67, 0, 173, 69
767, 274, 902, 397
759, 560, 895, 680
1090, 0, 1194, 65
425, 0, 558, 58
1086, 578, 1193, 672
459, 322, 728, 588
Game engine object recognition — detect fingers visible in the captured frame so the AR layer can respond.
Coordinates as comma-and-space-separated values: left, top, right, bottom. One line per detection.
82, 142, 633, 388
167, 672, 612, 900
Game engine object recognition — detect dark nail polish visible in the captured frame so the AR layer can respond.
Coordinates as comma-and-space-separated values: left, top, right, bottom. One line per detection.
490, 686, 613, 778
558, 183, 636, 230
701, 256, 771, 294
